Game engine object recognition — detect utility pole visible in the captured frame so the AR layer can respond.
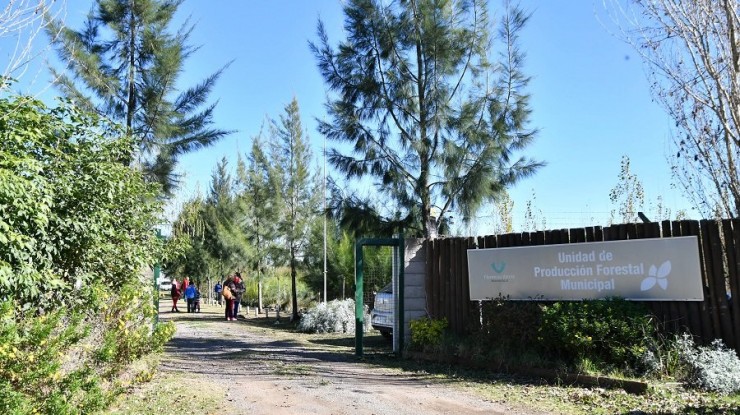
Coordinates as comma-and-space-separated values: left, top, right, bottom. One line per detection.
323, 132, 328, 303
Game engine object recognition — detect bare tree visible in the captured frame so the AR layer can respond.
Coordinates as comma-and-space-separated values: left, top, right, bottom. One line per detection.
608, 155, 645, 224
606, 0, 740, 218
1, 0, 66, 90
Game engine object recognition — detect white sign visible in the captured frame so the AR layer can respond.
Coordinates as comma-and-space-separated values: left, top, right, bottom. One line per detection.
467, 236, 704, 301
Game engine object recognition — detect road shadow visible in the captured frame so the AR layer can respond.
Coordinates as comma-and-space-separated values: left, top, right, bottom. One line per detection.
159, 305, 555, 390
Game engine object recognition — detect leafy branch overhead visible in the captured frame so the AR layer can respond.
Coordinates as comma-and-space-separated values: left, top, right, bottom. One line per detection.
312, 0, 543, 237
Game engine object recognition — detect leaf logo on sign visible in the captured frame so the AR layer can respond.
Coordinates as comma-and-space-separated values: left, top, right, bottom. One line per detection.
641, 261, 671, 291
490, 262, 506, 273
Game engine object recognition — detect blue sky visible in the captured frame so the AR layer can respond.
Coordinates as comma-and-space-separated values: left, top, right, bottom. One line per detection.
7, 0, 694, 233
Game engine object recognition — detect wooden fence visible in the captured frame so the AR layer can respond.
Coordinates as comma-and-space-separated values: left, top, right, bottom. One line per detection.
425, 220, 740, 351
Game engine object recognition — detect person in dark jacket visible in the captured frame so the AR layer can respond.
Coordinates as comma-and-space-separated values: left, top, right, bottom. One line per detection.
193, 285, 201, 312
232, 272, 245, 318
214, 281, 223, 305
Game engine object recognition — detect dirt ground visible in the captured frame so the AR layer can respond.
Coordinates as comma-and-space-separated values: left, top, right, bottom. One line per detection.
156, 300, 545, 415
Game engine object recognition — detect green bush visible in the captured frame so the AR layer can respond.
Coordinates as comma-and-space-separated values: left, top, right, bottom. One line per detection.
538, 298, 653, 371
0, 95, 174, 414
479, 298, 542, 353
0, 302, 109, 415
95, 283, 175, 376
409, 317, 448, 352
250, 267, 313, 309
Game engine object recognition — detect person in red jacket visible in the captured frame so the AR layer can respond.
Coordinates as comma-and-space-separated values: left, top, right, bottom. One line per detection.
223, 275, 236, 321
180, 276, 190, 297
170, 278, 181, 312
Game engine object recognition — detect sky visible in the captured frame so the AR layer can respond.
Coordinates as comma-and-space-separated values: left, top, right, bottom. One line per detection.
4, 0, 694, 234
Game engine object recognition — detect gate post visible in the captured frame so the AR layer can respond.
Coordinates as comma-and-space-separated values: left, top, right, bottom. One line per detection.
355, 241, 365, 356
355, 237, 404, 357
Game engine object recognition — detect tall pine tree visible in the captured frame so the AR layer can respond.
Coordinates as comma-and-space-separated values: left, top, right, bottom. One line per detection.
204, 158, 246, 282
236, 135, 280, 313
312, 0, 542, 237
271, 98, 321, 321
47, 0, 231, 194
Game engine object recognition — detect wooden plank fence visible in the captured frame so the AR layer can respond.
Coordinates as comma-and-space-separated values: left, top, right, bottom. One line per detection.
424, 220, 740, 351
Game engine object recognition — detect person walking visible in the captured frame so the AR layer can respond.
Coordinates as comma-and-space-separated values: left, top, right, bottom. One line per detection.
193, 284, 201, 312
214, 280, 223, 305
223, 275, 236, 321
184, 282, 196, 313
232, 272, 245, 319
181, 276, 190, 296
170, 278, 181, 312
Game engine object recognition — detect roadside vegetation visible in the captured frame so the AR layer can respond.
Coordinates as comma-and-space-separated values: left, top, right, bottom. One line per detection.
113, 306, 740, 414
404, 298, 740, 411
0, 95, 176, 414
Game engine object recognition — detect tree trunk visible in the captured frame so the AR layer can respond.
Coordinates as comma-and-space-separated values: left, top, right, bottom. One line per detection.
257, 261, 263, 313
290, 245, 299, 321
258, 279, 263, 314
126, 2, 136, 137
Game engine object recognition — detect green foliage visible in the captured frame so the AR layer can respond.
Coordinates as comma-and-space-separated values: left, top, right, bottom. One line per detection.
0, 95, 163, 307
409, 317, 448, 352
0, 95, 174, 414
235, 135, 281, 309
166, 160, 249, 285
0, 301, 109, 414
94, 283, 175, 377
479, 298, 542, 353
270, 98, 322, 320
167, 198, 214, 282
47, 0, 231, 193
312, 0, 543, 237
252, 268, 312, 310
538, 298, 653, 370
303, 221, 355, 300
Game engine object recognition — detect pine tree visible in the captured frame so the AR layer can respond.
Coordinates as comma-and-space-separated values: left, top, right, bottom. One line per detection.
47, 0, 230, 194
236, 135, 281, 313
204, 158, 246, 281
312, 0, 543, 237
271, 98, 321, 321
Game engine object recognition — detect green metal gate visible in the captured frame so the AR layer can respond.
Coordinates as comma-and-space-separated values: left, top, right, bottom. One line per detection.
354, 238, 404, 356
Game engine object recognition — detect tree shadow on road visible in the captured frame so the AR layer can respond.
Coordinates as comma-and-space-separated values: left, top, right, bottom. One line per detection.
160, 308, 552, 390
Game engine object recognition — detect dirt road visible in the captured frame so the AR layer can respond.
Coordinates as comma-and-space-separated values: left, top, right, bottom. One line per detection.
157, 301, 542, 415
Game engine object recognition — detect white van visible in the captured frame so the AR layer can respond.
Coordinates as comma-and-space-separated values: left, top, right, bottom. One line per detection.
370, 283, 393, 338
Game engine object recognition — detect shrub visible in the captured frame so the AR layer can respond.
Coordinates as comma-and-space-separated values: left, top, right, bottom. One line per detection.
0, 95, 173, 414
94, 282, 175, 376
0, 302, 109, 415
479, 298, 542, 353
538, 298, 653, 370
675, 334, 740, 394
297, 299, 369, 333
409, 317, 448, 352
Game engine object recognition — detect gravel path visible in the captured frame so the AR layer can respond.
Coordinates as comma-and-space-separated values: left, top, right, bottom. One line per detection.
158, 301, 542, 415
